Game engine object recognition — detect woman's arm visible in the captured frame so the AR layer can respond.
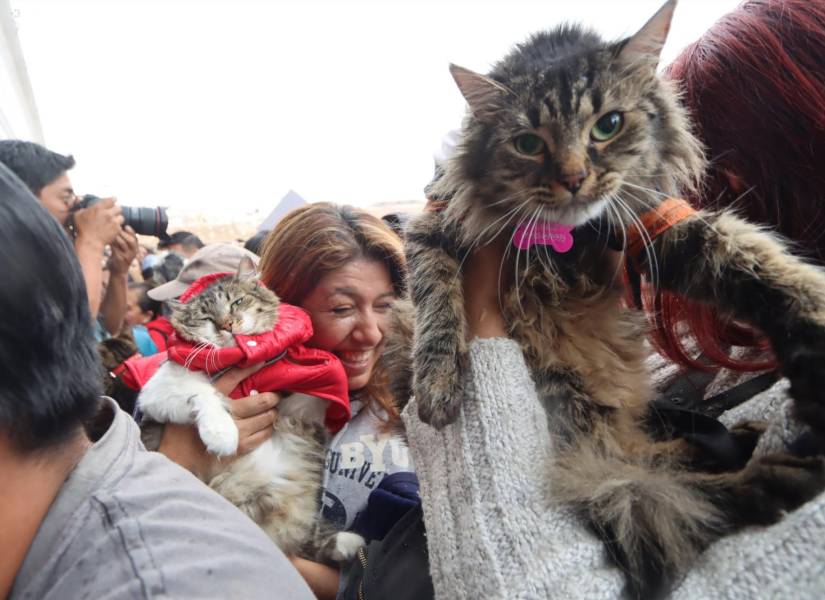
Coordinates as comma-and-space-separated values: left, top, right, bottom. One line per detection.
289, 557, 339, 600
402, 240, 623, 599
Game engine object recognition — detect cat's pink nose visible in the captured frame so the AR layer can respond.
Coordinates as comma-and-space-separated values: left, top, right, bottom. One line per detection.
218, 319, 232, 331
557, 170, 588, 194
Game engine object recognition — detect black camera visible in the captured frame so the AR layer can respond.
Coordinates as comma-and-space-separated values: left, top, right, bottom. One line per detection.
76, 194, 169, 238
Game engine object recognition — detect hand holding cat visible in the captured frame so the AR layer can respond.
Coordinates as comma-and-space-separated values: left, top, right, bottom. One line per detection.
214, 365, 282, 455
463, 236, 510, 340
157, 363, 280, 479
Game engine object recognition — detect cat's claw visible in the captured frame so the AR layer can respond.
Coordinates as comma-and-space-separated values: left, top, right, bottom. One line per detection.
198, 415, 240, 457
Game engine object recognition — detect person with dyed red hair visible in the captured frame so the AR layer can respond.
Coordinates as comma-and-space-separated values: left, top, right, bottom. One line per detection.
639, 0, 825, 403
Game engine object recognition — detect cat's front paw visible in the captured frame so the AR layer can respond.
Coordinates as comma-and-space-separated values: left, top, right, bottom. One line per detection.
197, 414, 239, 457
328, 532, 366, 562
785, 346, 825, 433
414, 365, 464, 429
739, 453, 825, 522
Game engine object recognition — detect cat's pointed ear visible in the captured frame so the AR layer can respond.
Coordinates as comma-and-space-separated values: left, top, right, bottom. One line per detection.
450, 64, 511, 122
235, 255, 258, 284
617, 0, 677, 67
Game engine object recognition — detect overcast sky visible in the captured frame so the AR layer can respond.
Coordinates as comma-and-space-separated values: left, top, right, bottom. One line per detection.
11, 0, 740, 217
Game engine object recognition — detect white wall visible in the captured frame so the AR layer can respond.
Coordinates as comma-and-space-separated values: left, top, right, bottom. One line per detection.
0, 0, 43, 142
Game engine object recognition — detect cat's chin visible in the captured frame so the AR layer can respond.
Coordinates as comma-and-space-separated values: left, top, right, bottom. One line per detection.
539, 197, 609, 227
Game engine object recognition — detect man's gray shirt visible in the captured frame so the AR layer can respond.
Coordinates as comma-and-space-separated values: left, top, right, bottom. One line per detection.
11, 398, 313, 599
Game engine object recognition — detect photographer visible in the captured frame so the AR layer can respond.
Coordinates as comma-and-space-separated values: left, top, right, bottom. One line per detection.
0, 140, 137, 336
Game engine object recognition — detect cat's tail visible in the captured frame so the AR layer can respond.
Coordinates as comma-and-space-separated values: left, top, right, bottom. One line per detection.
549, 434, 724, 600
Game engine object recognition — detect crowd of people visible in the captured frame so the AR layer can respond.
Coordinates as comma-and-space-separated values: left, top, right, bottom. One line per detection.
2, 0, 825, 598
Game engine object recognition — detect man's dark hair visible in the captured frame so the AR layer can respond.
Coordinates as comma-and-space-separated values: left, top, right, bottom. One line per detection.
0, 163, 100, 451
158, 230, 204, 251
244, 230, 269, 256
0, 140, 75, 196
128, 282, 162, 320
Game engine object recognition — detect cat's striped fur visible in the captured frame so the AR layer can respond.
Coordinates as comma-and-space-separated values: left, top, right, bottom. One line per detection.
399, 2, 825, 597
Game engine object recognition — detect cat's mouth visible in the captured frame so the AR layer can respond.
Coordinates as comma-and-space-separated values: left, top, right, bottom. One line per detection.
532, 196, 610, 227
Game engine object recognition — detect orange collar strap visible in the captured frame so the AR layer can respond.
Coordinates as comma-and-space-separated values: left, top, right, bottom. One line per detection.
625, 197, 696, 260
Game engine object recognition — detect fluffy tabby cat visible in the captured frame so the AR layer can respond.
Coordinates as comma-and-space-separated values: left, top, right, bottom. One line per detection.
400, 2, 825, 597
138, 257, 363, 561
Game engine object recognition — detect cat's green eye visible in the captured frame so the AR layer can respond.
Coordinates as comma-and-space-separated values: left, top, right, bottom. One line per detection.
591, 111, 624, 142
514, 134, 546, 156
231, 297, 244, 308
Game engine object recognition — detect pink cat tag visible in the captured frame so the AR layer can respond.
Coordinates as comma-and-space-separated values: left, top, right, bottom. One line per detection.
513, 221, 574, 252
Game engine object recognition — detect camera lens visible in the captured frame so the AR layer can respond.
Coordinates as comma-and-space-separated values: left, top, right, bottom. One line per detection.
121, 206, 169, 238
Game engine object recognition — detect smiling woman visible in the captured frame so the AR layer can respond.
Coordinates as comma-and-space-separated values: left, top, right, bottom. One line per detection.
260, 202, 407, 420
258, 203, 411, 599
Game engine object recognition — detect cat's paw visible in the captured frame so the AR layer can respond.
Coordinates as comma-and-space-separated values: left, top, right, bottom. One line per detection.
197, 414, 239, 457
786, 347, 825, 433
739, 453, 825, 522
415, 367, 464, 429
774, 322, 825, 433
328, 532, 366, 562
728, 419, 769, 462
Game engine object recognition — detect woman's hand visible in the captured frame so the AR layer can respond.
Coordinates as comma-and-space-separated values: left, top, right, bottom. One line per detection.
157, 363, 281, 479
463, 235, 511, 340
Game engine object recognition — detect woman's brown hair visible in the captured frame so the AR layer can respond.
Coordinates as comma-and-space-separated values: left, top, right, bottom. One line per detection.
259, 202, 407, 422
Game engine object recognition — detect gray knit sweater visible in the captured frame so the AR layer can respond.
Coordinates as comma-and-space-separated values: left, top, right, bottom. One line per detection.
402, 338, 825, 600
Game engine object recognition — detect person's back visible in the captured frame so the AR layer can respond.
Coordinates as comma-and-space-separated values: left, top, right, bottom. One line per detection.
0, 162, 313, 599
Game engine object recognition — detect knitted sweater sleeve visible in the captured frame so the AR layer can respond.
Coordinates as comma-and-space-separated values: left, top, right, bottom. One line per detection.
401, 338, 623, 599
402, 338, 825, 600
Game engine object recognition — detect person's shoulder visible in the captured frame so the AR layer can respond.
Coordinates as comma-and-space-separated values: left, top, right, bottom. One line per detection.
99, 435, 314, 598
14, 404, 314, 600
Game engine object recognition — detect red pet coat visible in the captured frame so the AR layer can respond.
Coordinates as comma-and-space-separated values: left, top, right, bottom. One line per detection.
121, 273, 351, 433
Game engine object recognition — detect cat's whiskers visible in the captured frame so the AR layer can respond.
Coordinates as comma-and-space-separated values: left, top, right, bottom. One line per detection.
182, 341, 208, 370
622, 181, 716, 240
205, 344, 222, 374
486, 187, 534, 209
615, 194, 660, 290
514, 206, 543, 317
451, 195, 533, 288
618, 181, 663, 209
184, 341, 217, 371
497, 219, 522, 320
524, 204, 544, 276
604, 196, 628, 285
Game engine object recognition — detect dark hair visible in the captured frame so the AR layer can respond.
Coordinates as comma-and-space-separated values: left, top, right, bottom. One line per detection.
0, 139, 75, 196
644, 0, 825, 373
129, 282, 162, 320
159, 231, 204, 250
381, 213, 409, 237
244, 230, 269, 256
151, 252, 185, 285
0, 163, 100, 451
